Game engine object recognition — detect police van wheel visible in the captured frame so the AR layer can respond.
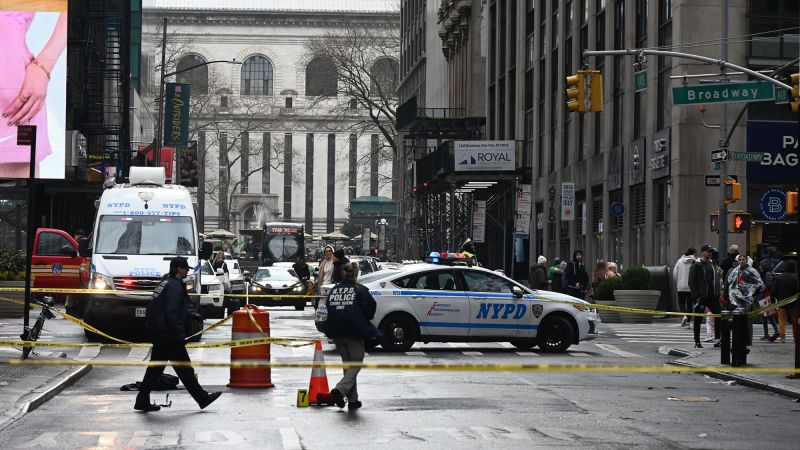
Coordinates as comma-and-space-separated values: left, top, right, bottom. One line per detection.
82, 309, 102, 342
379, 313, 418, 352
537, 316, 574, 353
509, 339, 537, 350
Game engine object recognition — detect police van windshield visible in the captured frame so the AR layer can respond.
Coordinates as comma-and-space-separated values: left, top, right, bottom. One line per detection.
95, 216, 195, 255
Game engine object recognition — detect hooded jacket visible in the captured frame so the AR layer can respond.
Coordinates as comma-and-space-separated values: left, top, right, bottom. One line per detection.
564, 251, 590, 293
673, 255, 695, 292
323, 280, 381, 339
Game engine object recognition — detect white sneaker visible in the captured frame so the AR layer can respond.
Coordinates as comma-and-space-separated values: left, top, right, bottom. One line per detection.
680, 316, 689, 327
703, 337, 715, 343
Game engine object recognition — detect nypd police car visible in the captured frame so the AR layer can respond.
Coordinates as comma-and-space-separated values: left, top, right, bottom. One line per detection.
321, 253, 599, 353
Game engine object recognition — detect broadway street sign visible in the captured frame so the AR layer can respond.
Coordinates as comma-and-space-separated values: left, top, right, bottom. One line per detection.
672, 81, 775, 105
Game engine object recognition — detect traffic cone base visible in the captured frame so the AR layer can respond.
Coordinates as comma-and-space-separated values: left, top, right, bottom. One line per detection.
308, 340, 332, 405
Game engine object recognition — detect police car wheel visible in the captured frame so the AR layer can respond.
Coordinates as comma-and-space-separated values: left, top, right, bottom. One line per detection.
509, 339, 537, 350
379, 313, 418, 352
537, 316, 575, 353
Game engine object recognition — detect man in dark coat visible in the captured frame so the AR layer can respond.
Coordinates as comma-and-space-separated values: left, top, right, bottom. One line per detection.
293, 256, 311, 287
529, 255, 549, 290
720, 244, 740, 278
564, 250, 590, 299
135, 257, 222, 412
324, 262, 380, 410
688, 244, 721, 348
332, 248, 350, 284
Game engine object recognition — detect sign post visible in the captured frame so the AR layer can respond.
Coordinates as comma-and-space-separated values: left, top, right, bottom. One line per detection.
18, 125, 37, 330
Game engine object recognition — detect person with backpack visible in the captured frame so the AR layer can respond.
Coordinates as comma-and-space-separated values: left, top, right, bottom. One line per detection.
135, 257, 222, 412
564, 250, 590, 299
320, 262, 381, 410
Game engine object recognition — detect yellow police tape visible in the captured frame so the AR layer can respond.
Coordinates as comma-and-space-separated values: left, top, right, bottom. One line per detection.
4, 358, 800, 375
0, 287, 323, 299
0, 336, 317, 349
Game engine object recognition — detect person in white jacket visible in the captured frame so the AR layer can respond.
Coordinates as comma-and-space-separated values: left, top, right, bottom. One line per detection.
673, 247, 697, 327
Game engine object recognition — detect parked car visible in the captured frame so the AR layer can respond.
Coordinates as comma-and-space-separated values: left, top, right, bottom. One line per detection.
225, 259, 248, 310
199, 259, 225, 319
348, 255, 380, 275
247, 267, 306, 310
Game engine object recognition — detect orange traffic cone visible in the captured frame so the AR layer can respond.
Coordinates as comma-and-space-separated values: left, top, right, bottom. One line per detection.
308, 340, 333, 405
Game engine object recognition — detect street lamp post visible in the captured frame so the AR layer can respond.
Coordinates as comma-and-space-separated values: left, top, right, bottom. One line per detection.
375, 218, 388, 259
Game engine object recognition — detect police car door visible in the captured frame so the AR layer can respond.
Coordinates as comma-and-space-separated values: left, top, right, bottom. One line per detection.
402, 270, 471, 337
461, 270, 527, 337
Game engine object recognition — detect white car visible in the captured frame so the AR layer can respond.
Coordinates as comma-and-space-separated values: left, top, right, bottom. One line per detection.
321, 260, 599, 352
199, 259, 225, 318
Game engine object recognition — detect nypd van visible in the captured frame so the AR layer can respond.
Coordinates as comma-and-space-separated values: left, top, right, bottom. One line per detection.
83, 167, 203, 340
322, 255, 599, 352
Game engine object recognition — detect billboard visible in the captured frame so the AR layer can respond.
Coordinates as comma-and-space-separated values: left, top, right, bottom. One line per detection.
0, 1, 67, 179
164, 83, 191, 146
454, 141, 515, 172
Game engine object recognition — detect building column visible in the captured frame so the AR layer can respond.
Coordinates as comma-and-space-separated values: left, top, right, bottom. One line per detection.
327, 134, 336, 232
262, 132, 271, 194
218, 132, 229, 229
305, 133, 314, 233
349, 133, 357, 200
370, 134, 379, 196
284, 133, 292, 220
240, 132, 249, 193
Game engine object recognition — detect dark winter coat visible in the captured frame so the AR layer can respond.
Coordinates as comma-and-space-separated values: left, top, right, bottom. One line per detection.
720, 252, 739, 278
293, 262, 311, 282
529, 265, 548, 290
688, 258, 720, 305
145, 276, 193, 341
773, 271, 799, 310
332, 257, 350, 284
323, 281, 381, 339
564, 252, 589, 297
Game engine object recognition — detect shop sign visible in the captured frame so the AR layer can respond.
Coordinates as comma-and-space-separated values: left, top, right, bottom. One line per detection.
746, 121, 798, 183
629, 138, 646, 186
650, 128, 670, 179
759, 188, 787, 221
561, 182, 575, 221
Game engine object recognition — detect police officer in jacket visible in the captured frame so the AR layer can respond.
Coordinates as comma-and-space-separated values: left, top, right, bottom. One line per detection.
135, 257, 222, 412
324, 262, 381, 410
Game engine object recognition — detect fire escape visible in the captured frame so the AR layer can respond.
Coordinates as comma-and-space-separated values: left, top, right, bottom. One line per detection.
75, 0, 129, 177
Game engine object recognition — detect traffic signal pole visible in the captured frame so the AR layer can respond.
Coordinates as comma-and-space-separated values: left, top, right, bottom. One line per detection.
719, 0, 729, 256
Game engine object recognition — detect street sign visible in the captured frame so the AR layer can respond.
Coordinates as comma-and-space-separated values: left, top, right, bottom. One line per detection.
774, 86, 790, 104
711, 149, 729, 163
672, 81, 775, 105
731, 151, 764, 162
705, 174, 738, 187
634, 70, 647, 92
610, 202, 625, 217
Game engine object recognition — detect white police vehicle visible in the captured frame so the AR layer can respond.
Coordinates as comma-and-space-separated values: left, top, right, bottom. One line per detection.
322, 253, 600, 352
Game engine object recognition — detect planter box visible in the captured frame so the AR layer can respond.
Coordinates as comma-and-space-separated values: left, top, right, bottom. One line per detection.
613, 289, 661, 324
0, 281, 25, 318
595, 300, 620, 323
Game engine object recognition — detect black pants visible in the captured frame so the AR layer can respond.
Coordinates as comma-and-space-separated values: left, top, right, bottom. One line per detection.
137, 339, 207, 404
677, 292, 693, 314
693, 298, 721, 344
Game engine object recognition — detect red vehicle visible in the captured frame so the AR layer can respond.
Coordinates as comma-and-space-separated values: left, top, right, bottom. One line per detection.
31, 228, 90, 315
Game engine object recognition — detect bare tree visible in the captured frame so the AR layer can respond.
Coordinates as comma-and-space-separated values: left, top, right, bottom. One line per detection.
304, 15, 400, 190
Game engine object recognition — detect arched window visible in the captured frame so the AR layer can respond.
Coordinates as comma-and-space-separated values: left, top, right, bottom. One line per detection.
241, 55, 274, 96
370, 58, 399, 98
176, 54, 208, 94
305, 57, 337, 97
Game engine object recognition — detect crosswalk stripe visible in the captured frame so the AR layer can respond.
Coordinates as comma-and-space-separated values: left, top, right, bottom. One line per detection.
498, 342, 515, 349
75, 345, 100, 361
593, 343, 641, 358
569, 352, 591, 357
515, 351, 540, 356
405, 351, 427, 356
462, 351, 483, 356
126, 346, 150, 361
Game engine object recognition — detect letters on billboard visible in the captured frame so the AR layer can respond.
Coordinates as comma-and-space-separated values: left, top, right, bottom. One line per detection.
0, 1, 67, 179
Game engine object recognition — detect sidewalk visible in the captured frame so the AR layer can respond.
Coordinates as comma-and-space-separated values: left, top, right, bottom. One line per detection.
669, 334, 800, 400
0, 319, 92, 431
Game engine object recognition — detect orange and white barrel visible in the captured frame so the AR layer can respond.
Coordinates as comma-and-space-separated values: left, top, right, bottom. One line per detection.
228, 305, 274, 388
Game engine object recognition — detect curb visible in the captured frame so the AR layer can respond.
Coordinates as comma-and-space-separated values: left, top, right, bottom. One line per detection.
666, 347, 800, 401
0, 364, 91, 431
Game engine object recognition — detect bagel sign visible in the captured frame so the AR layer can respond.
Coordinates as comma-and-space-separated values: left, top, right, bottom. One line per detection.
454, 141, 515, 172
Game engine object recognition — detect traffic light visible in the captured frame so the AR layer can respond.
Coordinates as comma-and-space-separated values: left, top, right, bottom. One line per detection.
710, 212, 720, 233
724, 179, 741, 204
790, 73, 799, 113
588, 70, 604, 112
731, 212, 751, 233
565, 72, 586, 112
787, 191, 798, 216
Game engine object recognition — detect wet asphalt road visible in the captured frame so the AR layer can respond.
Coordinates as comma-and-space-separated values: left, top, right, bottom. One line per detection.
2, 309, 799, 449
